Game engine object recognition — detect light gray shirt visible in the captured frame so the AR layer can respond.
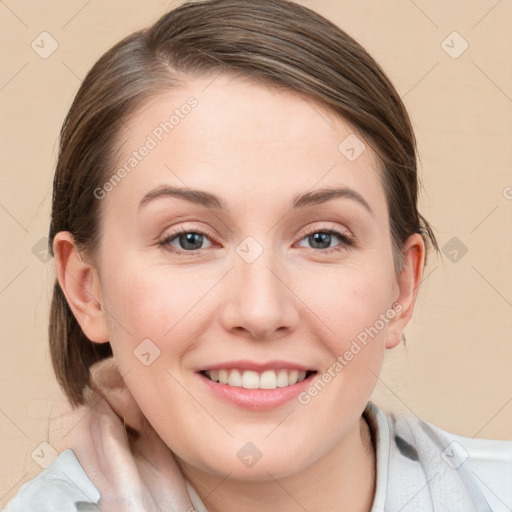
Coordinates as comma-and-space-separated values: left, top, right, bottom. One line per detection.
4, 401, 511, 511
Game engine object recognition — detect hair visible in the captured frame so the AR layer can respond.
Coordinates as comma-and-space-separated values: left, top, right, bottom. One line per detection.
48, 0, 438, 407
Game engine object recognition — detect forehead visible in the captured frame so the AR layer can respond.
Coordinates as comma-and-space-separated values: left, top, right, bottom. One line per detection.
106, 74, 385, 218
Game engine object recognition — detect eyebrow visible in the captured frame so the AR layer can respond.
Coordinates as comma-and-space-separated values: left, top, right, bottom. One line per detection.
138, 185, 373, 215
291, 188, 373, 215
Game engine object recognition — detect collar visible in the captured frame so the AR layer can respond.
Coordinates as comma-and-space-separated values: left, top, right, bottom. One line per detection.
363, 400, 389, 512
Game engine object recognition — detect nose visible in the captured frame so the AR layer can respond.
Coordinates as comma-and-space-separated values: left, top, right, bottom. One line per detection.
219, 248, 300, 341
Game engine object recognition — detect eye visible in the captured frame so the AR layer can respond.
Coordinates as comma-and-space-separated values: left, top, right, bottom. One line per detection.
158, 227, 215, 253
158, 225, 355, 255
296, 227, 354, 253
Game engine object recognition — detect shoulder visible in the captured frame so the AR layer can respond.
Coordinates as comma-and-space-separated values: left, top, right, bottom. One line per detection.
429, 421, 512, 511
3, 449, 100, 512
371, 402, 512, 511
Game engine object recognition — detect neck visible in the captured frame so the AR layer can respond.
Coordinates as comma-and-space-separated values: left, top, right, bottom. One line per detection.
181, 415, 376, 512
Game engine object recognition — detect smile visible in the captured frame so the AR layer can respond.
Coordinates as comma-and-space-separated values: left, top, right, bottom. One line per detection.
197, 361, 318, 410
202, 369, 315, 389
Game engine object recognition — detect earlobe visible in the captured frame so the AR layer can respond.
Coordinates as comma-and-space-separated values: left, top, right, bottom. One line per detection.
53, 232, 109, 343
385, 234, 425, 349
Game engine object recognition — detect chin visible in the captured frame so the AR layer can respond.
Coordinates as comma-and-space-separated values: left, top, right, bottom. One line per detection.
176, 432, 323, 483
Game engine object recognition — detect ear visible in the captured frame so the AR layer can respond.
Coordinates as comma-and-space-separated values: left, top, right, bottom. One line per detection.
385, 233, 425, 349
53, 231, 109, 343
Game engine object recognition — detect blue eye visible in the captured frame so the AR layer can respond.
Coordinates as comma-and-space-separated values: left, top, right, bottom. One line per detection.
297, 228, 354, 252
158, 226, 354, 255
159, 228, 214, 253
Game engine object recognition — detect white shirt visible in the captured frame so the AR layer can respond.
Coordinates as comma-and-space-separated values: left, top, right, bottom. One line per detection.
4, 401, 511, 511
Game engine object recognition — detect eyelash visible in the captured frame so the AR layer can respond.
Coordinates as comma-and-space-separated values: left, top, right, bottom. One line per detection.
299, 226, 355, 253
157, 225, 355, 255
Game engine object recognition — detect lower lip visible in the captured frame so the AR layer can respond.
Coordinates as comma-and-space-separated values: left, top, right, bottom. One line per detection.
198, 372, 315, 411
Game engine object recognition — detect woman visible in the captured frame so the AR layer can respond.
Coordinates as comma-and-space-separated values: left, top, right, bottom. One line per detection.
4, 0, 511, 510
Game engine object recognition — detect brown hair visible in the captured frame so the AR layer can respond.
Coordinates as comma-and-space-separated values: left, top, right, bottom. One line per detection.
49, 0, 438, 407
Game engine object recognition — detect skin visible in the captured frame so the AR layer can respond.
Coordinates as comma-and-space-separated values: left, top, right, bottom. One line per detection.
54, 74, 424, 512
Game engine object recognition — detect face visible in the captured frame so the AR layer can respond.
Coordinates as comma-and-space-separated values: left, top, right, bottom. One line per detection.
80, 74, 412, 480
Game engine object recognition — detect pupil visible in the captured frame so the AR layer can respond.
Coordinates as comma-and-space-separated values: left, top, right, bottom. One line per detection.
181, 232, 202, 250
311, 232, 331, 249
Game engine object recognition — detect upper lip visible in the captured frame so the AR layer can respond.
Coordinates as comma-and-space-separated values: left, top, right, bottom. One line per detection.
198, 360, 316, 372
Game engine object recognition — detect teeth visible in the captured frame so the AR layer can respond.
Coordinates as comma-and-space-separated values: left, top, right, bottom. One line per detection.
242, 370, 259, 389
204, 368, 310, 389
288, 370, 299, 385
219, 369, 229, 384
260, 370, 277, 389
276, 369, 289, 388
228, 369, 242, 387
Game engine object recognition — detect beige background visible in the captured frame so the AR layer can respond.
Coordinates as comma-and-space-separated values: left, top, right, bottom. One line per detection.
1, 0, 511, 504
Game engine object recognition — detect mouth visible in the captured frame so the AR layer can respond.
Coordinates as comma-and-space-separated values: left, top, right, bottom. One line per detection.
200, 368, 316, 389
197, 362, 318, 410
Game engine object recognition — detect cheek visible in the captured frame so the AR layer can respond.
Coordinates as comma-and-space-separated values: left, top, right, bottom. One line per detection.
293, 264, 396, 413
99, 256, 212, 343
291, 272, 393, 441
299, 263, 396, 349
